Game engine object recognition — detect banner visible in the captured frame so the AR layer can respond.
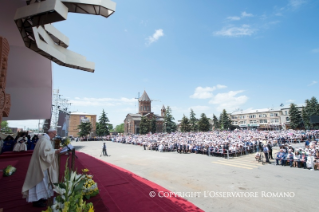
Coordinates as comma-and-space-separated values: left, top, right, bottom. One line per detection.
58, 111, 70, 137
80, 115, 91, 123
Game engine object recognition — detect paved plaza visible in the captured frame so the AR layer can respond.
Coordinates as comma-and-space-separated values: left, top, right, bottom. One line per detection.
72, 141, 318, 212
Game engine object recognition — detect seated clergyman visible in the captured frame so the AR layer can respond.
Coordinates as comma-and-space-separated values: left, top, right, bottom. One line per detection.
13, 136, 27, 152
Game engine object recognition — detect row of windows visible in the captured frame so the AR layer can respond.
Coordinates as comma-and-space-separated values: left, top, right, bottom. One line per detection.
140, 106, 150, 111
232, 113, 280, 119
232, 119, 280, 125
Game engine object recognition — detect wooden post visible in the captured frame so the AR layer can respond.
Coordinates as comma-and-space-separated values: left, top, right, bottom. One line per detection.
71, 148, 75, 171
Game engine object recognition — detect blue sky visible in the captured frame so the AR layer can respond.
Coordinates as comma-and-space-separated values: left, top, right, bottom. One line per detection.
10, 0, 319, 129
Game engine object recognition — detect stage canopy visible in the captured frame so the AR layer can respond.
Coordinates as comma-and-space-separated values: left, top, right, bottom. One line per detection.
0, 0, 52, 120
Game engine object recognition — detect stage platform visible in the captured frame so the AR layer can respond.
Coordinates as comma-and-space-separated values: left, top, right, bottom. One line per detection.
0, 151, 202, 212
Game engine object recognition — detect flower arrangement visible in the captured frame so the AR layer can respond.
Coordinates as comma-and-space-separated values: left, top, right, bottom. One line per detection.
82, 169, 99, 200
43, 158, 95, 212
62, 138, 71, 147
3, 165, 16, 177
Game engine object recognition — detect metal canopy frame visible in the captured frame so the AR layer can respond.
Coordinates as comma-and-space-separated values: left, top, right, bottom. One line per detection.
14, 0, 116, 73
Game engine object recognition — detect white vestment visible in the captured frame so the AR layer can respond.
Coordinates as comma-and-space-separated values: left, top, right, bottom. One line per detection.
13, 137, 27, 152
22, 134, 59, 201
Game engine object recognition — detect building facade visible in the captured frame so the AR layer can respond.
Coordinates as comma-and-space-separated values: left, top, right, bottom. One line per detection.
229, 106, 303, 130
124, 91, 165, 134
68, 112, 97, 137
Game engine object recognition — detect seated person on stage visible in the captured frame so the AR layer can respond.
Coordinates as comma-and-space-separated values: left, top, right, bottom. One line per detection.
30, 135, 39, 150
22, 129, 61, 208
276, 149, 285, 165
13, 136, 28, 152
2, 135, 15, 152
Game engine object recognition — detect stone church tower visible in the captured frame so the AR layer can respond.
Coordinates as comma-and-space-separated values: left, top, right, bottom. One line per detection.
161, 105, 166, 117
138, 91, 151, 116
124, 90, 165, 134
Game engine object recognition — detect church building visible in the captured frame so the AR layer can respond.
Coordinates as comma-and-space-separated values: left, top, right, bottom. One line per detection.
124, 91, 166, 134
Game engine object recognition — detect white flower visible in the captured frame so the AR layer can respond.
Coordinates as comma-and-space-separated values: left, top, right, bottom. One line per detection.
51, 200, 63, 211
70, 171, 76, 182
53, 186, 66, 195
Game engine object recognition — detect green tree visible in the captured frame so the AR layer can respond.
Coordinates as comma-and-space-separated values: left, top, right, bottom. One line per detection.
77, 122, 92, 137
164, 106, 176, 133
114, 123, 124, 133
96, 122, 100, 136
309, 97, 319, 116
180, 114, 191, 132
289, 103, 302, 129
302, 99, 311, 129
220, 109, 231, 130
150, 116, 157, 134
140, 116, 150, 134
107, 124, 114, 132
1, 121, 12, 134
301, 97, 319, 129
198, 113, 210, 132
212, 114, 219, 130
189, 109, 198, 132
96, 110, 110, 136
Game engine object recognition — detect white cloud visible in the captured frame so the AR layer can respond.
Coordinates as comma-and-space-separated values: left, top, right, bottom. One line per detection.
227, 16, 241, 21
241, 11, 254, 17
214, 25, 256, 37
209, 90, 248, 112
146, 29, 164, 45
286, 99, 295, 103
289, 0, 306, 9
70, 97, 136, 107
216, 84, 227, 89
308, 81, 317, 86
190, 85, 227, 99
227, 11, 253, 21
312, 48, 319, 53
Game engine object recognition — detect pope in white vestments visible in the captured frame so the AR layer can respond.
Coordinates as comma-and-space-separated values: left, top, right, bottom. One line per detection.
22, 131, 60, 208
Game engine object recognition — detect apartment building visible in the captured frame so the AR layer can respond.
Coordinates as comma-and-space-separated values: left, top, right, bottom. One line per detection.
229, 106, 303, 130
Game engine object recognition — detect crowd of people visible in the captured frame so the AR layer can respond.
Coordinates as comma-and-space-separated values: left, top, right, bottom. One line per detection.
110, 130, 319, 170
0, 133, 39, 153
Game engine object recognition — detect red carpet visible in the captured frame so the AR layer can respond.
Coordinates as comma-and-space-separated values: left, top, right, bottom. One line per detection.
78, 152, 203, 212
0, 151, 203, 212
0, 150, 33, 158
